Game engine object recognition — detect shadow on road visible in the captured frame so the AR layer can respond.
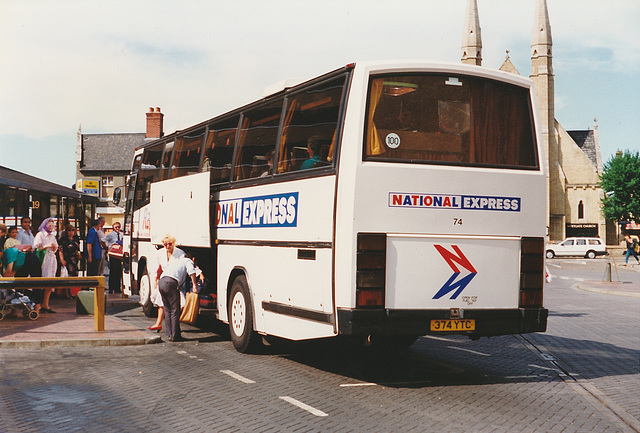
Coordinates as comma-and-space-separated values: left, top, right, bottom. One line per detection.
253, 332, 639, 389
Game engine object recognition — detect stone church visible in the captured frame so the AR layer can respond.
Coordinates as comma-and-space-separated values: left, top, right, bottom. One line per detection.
461, 0, 611, 243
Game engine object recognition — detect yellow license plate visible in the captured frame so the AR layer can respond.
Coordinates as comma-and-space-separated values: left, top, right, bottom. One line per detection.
430, 319, 475, 331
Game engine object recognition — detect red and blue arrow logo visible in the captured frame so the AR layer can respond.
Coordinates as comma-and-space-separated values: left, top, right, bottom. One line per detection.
432, 245, 477, 299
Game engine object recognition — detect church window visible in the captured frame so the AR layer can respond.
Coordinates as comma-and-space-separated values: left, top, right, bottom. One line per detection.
578, 200, 584, 220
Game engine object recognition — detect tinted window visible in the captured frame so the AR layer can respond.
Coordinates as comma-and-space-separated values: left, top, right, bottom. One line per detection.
170, 128, 205, 179
277, 75, 346, 173
364, 74, 538, 169
136, 142, 164, 206
203, 116, 239, 184
234, 100, 283, 181
160, 141, 174, 180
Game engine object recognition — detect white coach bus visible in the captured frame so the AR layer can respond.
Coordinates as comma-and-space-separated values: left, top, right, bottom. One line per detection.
121, 61, 548, 352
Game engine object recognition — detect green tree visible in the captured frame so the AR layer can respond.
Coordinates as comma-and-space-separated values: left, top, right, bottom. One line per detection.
599, 150, 640, 222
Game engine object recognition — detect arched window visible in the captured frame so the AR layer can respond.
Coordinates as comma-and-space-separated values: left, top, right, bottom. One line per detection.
578, 200, 584, 220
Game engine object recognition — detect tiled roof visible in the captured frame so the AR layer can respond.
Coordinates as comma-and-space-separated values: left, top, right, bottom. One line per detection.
567, 129, 597, 169
80, 133, 148, 172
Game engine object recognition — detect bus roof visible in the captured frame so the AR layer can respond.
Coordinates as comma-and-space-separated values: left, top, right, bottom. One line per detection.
135, 60, 534, 152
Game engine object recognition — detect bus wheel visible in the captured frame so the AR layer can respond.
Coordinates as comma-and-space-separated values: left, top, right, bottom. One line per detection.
228, 275, 261, 353
140, 269, 157, 318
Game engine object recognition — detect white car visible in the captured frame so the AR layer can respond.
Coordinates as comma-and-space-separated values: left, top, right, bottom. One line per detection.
545, 237, 607, 259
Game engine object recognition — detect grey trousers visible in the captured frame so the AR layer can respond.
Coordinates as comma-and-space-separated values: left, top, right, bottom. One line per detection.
158, 276, 181, 339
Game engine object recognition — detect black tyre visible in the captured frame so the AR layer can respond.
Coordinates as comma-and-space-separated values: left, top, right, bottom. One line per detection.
140, 269, 157, 318
28, 310, 38, 320
228, 275, 261, 353
586, 250, 596, 259
546, 250, 555, 259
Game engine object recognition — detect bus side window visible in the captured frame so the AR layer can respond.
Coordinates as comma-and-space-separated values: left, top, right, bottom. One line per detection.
137, 142, 164, 206
277, 75, 346, 174
170, 128, 205, 179
204, 116, 239, 184
160, 141, 174, 180
234, 100, 283, 181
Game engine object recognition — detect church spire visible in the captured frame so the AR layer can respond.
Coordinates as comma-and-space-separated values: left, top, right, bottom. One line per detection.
531, 0, 552, 63
530, 0, 562, 240
461, 0, 482, 66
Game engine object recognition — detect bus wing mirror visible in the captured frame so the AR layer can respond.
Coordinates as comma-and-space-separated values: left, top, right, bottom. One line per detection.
113, 187, 122, 205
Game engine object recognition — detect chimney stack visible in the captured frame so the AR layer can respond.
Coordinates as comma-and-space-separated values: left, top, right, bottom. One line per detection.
146, 107, 164, 138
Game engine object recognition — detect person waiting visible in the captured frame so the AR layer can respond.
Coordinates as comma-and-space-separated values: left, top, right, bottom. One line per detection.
300, 136, 322, 170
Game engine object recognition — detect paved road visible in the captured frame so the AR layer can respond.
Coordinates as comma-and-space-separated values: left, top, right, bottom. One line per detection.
0, 258, 637, 432
533, 257, 640, 430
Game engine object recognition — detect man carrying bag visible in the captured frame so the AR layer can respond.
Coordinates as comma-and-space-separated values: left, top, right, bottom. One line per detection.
157, 247, 198, 342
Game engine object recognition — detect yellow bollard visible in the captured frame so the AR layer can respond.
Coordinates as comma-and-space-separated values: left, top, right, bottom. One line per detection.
94, 276, 106, 331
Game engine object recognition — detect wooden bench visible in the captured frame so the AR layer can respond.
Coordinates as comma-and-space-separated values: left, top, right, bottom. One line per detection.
0, 276, 106, 331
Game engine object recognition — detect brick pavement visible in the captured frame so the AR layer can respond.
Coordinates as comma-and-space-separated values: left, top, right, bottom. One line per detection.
0, 259, 637, 350
530, 260, 640, 432
0, 335, 629, 432
0, 267, 638, 431
0, 292, 160, 348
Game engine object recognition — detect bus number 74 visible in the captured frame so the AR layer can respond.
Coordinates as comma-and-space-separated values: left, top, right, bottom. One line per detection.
453, 218, 463, 226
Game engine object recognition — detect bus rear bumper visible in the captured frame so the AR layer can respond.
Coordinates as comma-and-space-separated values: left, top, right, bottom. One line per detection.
337, 307, 548, 337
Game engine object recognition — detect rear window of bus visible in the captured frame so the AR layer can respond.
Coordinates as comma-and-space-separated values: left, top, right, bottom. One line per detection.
363, 74, 538, 169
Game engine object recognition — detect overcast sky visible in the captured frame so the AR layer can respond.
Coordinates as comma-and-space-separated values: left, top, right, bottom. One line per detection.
1, 0, 638, 187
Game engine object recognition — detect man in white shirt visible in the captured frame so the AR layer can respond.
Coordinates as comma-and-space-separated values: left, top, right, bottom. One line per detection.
157, 236, 198, 342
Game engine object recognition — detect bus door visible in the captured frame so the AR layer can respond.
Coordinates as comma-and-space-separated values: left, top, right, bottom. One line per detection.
122, 172, 137, 296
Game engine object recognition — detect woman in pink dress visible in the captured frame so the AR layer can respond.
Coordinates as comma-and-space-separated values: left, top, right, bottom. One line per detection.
33, 217, 58, 313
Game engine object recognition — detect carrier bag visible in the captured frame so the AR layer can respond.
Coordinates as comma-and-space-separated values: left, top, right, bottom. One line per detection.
180, 292, 199, 324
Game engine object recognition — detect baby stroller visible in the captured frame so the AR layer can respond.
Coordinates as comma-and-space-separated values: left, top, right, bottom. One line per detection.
0, 289, 39, 321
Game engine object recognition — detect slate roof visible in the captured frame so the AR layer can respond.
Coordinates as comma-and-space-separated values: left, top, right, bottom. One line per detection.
567, 129, 598, 169
79, 133, 149, 173
0, 165, 97, 201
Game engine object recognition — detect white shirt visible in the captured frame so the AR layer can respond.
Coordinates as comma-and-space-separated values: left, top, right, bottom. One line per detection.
98, 228, 107, 248
158, 246, 185, 271
160, 256, 196, 286
104, 230, 121, 248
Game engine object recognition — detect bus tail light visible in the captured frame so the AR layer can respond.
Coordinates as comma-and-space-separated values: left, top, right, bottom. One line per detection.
520, 237, 544, 308
356, 233, 386, 308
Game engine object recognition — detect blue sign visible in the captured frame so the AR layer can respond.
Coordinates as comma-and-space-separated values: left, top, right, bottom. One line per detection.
216, 192, 299, 228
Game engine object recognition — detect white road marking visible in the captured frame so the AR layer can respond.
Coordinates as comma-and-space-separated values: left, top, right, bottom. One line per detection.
339, 382, 377, 387
424, 335, 458, 342
447, 346, 491, 356
220, 369, 256, 384
279, 396, 328, 417
556, 275, 585, 282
